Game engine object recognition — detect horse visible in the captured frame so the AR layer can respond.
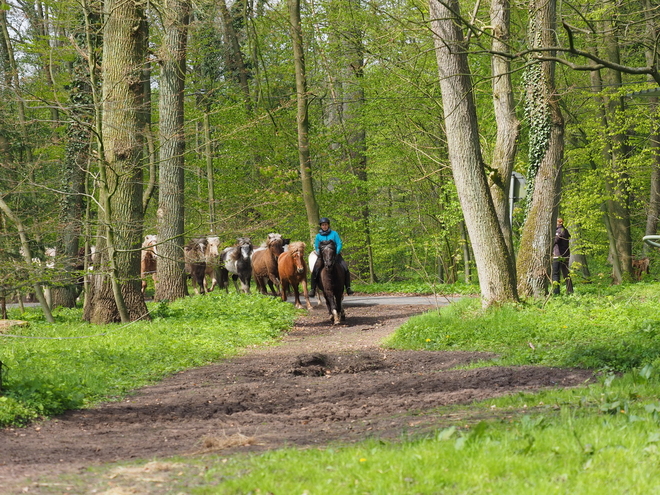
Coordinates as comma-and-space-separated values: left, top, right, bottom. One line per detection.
204, 236, 222, 292
317, 240, 346, 324
140, 235, 158, 294
184, 237, 208, 295
633, 257, 651, 281
278, 241, 312, 309
252, 233, 284, 296
220, 237, 253, 293
308, 250, 324, 307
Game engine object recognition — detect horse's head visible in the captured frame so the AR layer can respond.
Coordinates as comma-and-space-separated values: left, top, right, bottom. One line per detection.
268, 236, 284, 257
238, 238, 253, 259
319, 240, 337, 268
289, 241, 306, 274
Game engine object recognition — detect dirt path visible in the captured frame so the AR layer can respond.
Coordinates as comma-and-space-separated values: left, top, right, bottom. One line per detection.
0, 299, 594, 492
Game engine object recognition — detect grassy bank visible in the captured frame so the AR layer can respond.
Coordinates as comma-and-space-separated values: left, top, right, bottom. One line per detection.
0, 292, 299, 426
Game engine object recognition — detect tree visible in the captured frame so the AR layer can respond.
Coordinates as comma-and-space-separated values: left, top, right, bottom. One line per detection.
84, 0, 149, 324
289, 0, 320, 239
154, 0, 191, 302
429, 0, 518, 306
516, 0, 564, 298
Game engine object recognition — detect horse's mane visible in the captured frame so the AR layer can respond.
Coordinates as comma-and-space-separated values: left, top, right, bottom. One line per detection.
288, 241, 305, 253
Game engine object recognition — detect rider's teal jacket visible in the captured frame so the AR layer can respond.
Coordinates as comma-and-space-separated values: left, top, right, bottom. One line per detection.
314, 228, 342, 254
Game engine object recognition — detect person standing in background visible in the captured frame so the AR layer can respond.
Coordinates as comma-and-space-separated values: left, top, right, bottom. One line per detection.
552, 217, 573, 295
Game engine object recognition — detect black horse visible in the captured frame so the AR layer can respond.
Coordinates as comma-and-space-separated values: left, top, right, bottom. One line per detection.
220, 237, 253, 294
317, 240, 346, 324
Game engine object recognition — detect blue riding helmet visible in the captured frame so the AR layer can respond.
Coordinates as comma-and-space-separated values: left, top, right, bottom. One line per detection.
319, 217, 331, 225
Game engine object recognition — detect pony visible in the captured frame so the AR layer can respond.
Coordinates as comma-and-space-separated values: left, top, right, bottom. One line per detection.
633, 257, 651, 281
307, 250, 324, 306
317, 240, 346, 324
220, 237, 253, 293
277, 241, 312, 309
184, 237, 208, 295
252, 233, 284, 296
204, 236, 222, 292
140, 235, 158, 294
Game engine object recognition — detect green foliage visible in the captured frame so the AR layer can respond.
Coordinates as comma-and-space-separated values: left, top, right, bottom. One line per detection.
0, 292, 299, 427
385, 283, 660, 372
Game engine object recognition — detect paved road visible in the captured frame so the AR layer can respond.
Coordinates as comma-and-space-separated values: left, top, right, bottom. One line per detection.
4, 293, 464, 311
336, 294, 463, 308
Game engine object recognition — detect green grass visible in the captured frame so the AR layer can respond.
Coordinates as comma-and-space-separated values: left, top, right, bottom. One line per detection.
0, 291, 299, 426
384, 282, 660, 372
8, 281, 660, 493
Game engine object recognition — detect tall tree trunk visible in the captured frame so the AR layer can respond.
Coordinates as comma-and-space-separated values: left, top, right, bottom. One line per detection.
142, 21, 157, 214
489, 0, 519, 258
219, 0, 252, 114
289, 0, 320, 240
643, 0, 660, 251
85, 0, 148, 324
429, 0, 518, 307
203, 109, 217, 231
155, 0, 190, 302
516, 0, 564, 298
599, 8, 632, 281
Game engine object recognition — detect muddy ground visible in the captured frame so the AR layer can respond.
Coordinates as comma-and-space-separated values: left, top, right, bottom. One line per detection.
0, 298, 595, 492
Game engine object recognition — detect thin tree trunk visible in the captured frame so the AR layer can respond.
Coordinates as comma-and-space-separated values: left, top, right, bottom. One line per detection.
644, 0, 660, 251
0, 197, 54, 322
429, 0, 518, 306
289, 0, 320, 240
489, 0, 519, 258
155, 0, 190, 302
204, 109, 216, 232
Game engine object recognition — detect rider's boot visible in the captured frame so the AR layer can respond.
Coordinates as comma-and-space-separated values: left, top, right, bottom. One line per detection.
345, 269, 354, 295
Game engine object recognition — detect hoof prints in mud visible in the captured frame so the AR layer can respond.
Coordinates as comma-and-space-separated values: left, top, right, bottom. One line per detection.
289, 352, 387, 376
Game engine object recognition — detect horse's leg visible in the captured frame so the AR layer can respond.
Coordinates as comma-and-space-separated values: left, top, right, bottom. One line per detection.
292, 283, 303, 309
280, 280, 289, 302
232, 274, 240, 293
239, 273, 251, 294
301, 278, 312, 309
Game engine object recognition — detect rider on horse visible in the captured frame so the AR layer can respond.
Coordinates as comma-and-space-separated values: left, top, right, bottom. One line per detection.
308, 217, 354, 298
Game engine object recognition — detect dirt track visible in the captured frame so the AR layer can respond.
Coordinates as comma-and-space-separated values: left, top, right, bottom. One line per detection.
0, 298, 594, 492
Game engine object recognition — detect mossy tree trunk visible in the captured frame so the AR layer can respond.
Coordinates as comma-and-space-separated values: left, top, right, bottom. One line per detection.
516, 0, 564, 298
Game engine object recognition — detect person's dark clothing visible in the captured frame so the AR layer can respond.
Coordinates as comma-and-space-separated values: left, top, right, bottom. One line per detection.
552, 225, 573, 295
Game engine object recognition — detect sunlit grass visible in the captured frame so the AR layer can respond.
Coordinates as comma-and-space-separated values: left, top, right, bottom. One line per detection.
0, 292, 299, 426
384, 283, 660, 372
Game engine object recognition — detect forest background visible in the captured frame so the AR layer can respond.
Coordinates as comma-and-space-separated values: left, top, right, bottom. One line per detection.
0, 0, 659, 323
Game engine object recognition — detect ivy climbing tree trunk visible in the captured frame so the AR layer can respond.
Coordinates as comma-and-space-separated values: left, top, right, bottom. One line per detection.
429, 0, 518, 307
516, 0, 564, 298
155, 0, 190, 302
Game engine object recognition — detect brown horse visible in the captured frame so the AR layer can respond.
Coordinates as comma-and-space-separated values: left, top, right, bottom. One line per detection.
278, 241, 312, 309
252, 233, 284, 296
184, 237, 208, 295
318, 240, 346, 324
140, 235, 157, 294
